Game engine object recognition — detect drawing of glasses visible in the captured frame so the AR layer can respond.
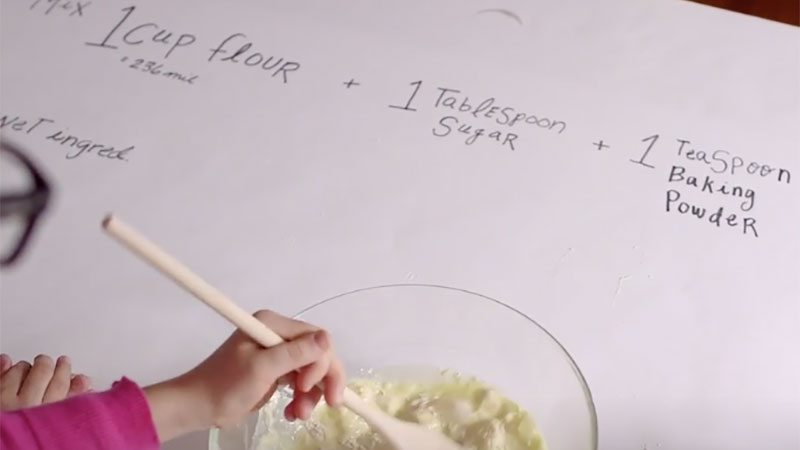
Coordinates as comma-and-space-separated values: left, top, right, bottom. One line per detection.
1, 139, 51, 267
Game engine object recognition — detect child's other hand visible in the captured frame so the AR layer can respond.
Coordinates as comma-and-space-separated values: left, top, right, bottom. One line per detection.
1, 354, 91, 411
144, 310, 346, 442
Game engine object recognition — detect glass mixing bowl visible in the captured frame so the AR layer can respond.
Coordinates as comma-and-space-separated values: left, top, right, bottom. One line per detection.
209, 284, 597, 450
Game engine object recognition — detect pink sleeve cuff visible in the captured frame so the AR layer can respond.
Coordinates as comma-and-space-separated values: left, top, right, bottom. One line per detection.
1, 377, 160, 450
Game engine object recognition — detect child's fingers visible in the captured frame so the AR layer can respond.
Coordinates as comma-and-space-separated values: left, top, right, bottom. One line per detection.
296, 353, 331, 393
323, 357, 346, 407
277, 372, 297, 387
252, 372, 297, 413
252, 310, 319, 341
252, 371, 301, 413
43, 356, 72, 402
2, 362, 31, 394
286, 387, 323, 421
283, 402, 296, 421
68, 374, 92, 396
1, 361, 31, 403
260, 330, 329, 379
19, 355, 55, 406
0, 354, 12, 375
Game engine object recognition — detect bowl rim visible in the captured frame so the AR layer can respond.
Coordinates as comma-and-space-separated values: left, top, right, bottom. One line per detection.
295, 283, 599, 450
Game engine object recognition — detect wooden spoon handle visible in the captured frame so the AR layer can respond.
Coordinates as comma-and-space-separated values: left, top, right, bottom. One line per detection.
102, 215, 396, 439
103, 215, 286, 347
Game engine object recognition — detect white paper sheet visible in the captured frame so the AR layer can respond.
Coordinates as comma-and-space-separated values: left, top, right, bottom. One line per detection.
1, 1, 798, 449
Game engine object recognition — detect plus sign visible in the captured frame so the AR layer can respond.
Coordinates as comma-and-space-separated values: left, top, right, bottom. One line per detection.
343, 79, 360, 88
593, 140, 609, 151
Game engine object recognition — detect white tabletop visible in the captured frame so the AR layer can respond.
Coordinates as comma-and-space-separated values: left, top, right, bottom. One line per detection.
1, 1, 798, 449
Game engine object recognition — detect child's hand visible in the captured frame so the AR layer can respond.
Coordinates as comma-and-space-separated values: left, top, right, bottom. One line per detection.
0, 354, 92, 411
144, 310, 346, 442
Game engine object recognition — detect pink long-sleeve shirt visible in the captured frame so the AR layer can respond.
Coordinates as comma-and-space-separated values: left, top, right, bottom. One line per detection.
0, 377, 159, 450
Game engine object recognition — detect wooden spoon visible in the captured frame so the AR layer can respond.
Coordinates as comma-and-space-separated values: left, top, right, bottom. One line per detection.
102, 215, 462, 450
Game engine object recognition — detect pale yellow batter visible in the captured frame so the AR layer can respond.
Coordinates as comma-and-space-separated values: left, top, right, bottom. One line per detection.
256, 371, 546, 450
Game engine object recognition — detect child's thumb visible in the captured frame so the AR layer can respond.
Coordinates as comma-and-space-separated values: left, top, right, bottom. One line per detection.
263, 330, 330, 377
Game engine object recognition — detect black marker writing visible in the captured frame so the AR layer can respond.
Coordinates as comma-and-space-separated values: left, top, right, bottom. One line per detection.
86, 6, 196, 59
668, 165, 756, 212
389, 80, 422, 111
434, 87, 566, 133
630, 134, 658, 169
46, 131, 132, 160
675, 138, 791, 184
666, 190, 758, 237
1, 114, 134, 162
0, 116, 55, 134
208, 33, 300, 83
432, 116, 518, 150
122, 56, 198, 84
85, 5, 133, 50
85, 6, 303, 84
30, 0, 90, 17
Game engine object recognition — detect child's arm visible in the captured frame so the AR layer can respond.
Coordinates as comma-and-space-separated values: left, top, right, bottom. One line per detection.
0, 377, 158, 450
0, 310, 346, 448
141, 310, 345, 441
